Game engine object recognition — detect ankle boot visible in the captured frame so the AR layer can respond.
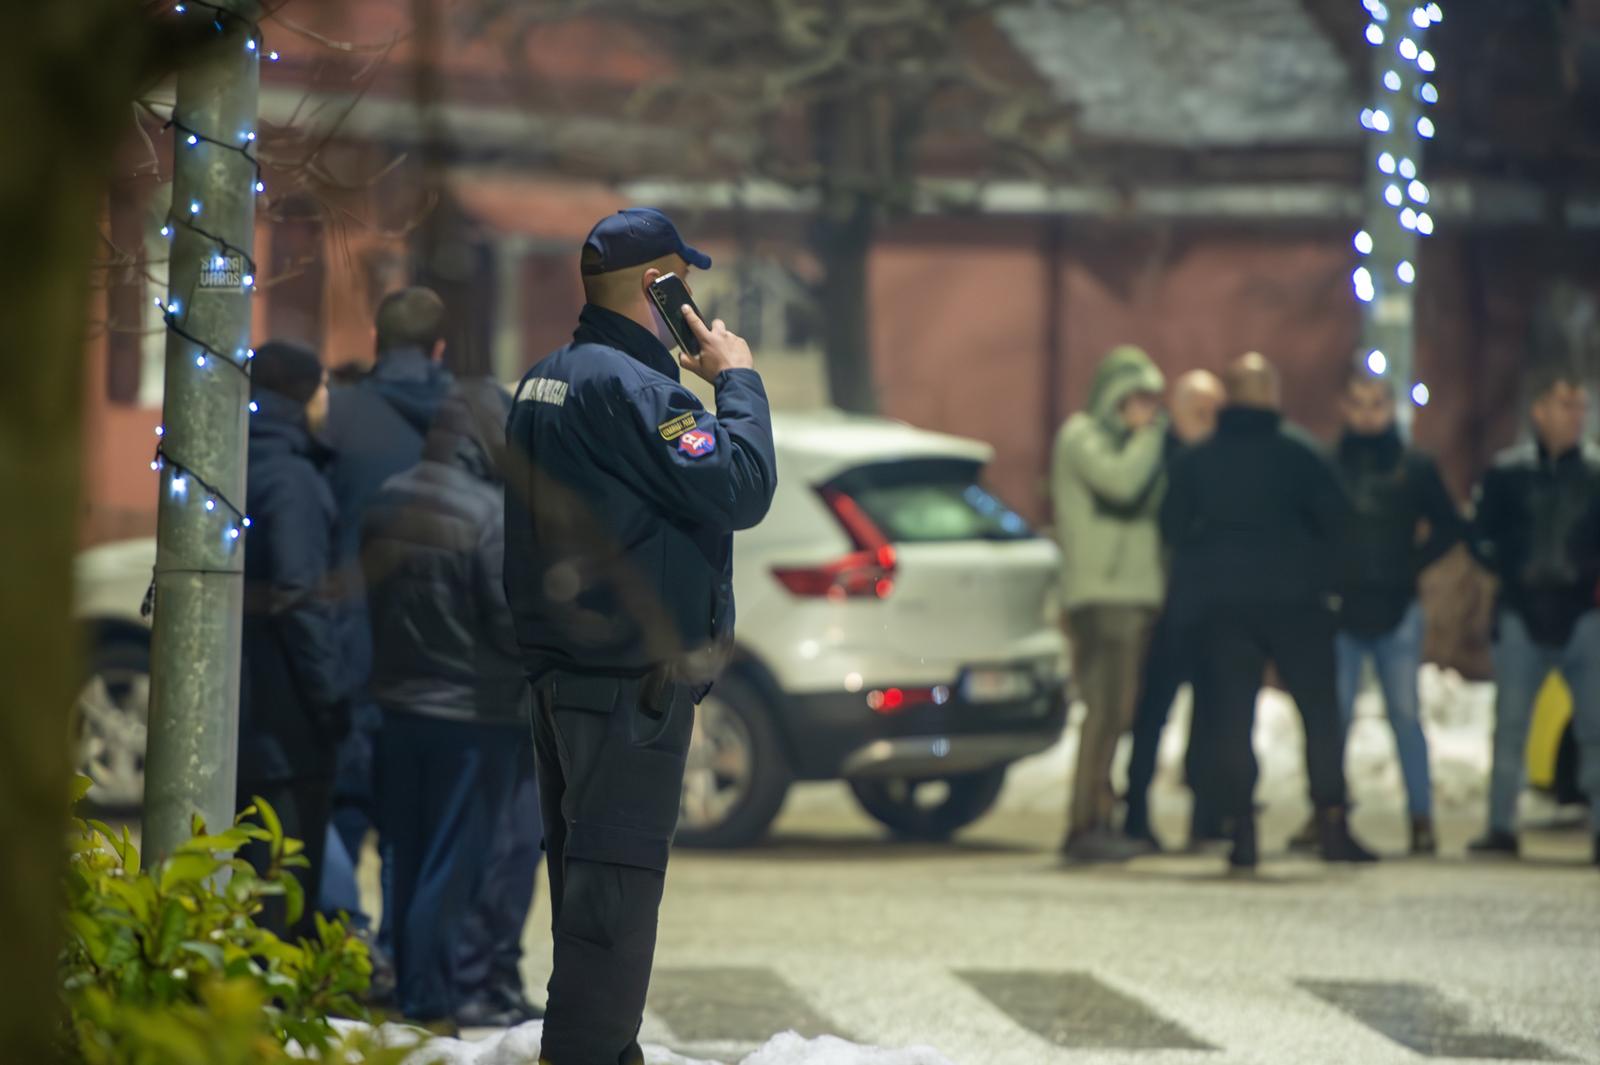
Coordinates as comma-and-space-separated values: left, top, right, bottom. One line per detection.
1228, 814, 1258, 870
1409, 816, 1437, 856
1318, 806, 1379, 863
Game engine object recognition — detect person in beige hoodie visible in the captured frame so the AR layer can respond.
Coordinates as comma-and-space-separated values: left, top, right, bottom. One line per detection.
1051, 344, 1168, 862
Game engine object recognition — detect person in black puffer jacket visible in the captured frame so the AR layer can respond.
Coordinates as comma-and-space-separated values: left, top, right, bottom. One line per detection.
362, 378, 535, 1027
1291, 366, 1463, 856
238, 341, 349, 940
1467, 363, 1600, 865
1162, 353, 1377, 869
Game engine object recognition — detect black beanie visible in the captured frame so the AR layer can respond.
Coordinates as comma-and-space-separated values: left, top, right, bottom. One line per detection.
251, 341, 324, 405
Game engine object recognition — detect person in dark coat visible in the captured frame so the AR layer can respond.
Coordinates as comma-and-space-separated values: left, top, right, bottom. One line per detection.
1467, 364, 1600, 864
1123, 369, 1225, 849
1161, 353, 1377, 869
1287, 367, 1463, 856
238, 341, 349, 939
362, 379, 536, 1028
319, 286, 454, 925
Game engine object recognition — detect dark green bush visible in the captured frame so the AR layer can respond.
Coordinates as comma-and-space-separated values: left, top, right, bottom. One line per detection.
60, 776, 426, 1065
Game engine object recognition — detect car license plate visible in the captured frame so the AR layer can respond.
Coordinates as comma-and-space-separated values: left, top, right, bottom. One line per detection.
961, 668, 1035, 703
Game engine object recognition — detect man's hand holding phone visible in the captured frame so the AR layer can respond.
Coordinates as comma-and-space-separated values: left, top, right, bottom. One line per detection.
678, 306, 754, 383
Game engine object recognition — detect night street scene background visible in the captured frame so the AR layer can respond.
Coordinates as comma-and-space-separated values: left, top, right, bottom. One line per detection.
4, 2, 1600, 1065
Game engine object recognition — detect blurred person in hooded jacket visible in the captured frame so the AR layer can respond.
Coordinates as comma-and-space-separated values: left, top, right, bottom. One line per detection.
1050, 345, 1168, 863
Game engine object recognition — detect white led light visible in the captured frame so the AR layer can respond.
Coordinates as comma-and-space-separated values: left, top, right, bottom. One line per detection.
1416, 212, 1435, 235
1353, 266, 1373, 288
246, 38, 257, 51
155, 425, 165, 437
1366, 23, 1385, 45
1417, 116, 1436, 138
1412, 6, 1429, 27
1384, 70, 1402, 91
242, 517, 252, 528
186, 133, 198, 146
174, 2, 186, 10
1371, 109, 1391, 132
242, 273, 255, 288
1356, 287, 1375, 304
1399, 157, 1417, 179
1408, 179, 1430, 204
1399, 37, 1419, 60
1421, 82, 1438, 104
268, 50, 280, 61
189, 200, 201, 214
255, 180, 265, 193
248, 401, 259, 413
1400, 207, 1418, 229
160, 225, 171, 237
1417, 50, 1436, 72
1385, 184, 1403, 206
214, 254, 226, 269
229, 527, 241, 540
1367, 350, 1388, 375
166, 300, 180, 314
246, 348, 256, 360
172, 475, 188, 496
245, 131, 257, 142
196, 354, 206, 368
1397, 260, 1416, 284
205, 498, 216, 512
1411, 382, 1430, 406
1426, 2, 1442, 20
1360, 108, 1376, 129
1378, 151, 1397, 174
1354, 230, 1374, 254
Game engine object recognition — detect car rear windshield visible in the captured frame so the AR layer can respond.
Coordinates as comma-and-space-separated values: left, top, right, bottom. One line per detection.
827, 458, 1036, 543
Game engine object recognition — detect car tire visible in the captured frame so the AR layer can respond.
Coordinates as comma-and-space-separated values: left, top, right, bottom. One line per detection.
73, 630, 152, 814
849, 766, 1008, 841
675, 674, 792, 849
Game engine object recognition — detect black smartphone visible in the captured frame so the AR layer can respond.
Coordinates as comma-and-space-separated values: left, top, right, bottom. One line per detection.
646, 272, 702, 356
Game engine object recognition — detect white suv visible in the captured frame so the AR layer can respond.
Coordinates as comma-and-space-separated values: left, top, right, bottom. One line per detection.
71, 411, 1069, 842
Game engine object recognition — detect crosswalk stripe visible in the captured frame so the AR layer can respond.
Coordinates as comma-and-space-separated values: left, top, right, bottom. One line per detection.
1298, 979, 1568, 1061
650, 966, 845, 1045
957, 969, 1214, 1051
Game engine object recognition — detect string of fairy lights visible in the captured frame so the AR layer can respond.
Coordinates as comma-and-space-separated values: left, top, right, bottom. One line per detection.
149, 0, 283, 557
1353, 0, 1441, 410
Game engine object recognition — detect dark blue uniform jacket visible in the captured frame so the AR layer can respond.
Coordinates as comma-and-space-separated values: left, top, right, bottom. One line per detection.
240, 389, 350, 781
505, 305, 777, 697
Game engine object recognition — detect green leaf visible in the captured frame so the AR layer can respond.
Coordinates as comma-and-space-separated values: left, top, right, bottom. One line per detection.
251, 794, 284, 851
152, 898, 187, 965
71, 774, 94, 803
177, 939, 225, 971
159, 852, 219, 893
282, 868, 305, 928
122, 825, 140, 877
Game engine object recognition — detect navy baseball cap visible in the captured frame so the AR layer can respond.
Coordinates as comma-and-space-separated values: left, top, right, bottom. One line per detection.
580, 207, 712, 275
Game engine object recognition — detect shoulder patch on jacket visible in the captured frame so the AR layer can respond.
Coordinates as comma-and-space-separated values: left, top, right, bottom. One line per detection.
678, 429, 716, 458
658, 412, 697, 441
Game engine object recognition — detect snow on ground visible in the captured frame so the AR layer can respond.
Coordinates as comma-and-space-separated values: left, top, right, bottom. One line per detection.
1004, 665, 1497, 818
332, 1020, 957, 1065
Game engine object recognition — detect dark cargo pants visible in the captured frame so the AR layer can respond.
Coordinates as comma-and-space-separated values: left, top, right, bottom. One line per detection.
532, 671, 693, 1065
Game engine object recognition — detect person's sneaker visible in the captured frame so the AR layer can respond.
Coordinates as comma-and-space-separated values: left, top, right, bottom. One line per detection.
1409, 816, 1438, 856
1466, 829, 1520, 858
454, 997, 535, 1029
1060, 828, 1157, 864
488, 982, 546, 1024
1318, 807, 1379, 863
1286, 815, 1319, 853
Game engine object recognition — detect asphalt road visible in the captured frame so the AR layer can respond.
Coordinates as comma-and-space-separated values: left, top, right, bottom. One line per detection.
505, 772, 1600, 1065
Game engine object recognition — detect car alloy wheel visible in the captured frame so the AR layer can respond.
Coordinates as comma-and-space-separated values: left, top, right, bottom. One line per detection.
74, 665, 150, 810
681, 693, 755, 833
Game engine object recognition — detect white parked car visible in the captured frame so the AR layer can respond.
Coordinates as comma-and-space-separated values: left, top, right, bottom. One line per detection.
72, 411, 1070, 843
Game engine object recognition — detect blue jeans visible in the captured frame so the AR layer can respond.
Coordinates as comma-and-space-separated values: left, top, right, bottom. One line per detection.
1336, 601, 1432, 817
1489, 609, 1600, 834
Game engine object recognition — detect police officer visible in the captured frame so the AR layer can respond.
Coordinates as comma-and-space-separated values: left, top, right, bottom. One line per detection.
504, 208, 777, 1065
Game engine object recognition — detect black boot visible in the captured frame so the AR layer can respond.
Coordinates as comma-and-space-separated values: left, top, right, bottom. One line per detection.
1228, 814, 1258, 871
1318, 806, 1378, 863
1286, 815, 1319, 853
1409, 816, 1438, 856
1467, 829, 1519, 858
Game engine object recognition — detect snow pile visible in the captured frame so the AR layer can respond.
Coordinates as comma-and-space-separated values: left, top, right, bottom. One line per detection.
1005, 664, 1496, 816
331, 1021, 957, 1065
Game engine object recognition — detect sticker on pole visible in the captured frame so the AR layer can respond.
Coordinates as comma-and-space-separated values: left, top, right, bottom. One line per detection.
199, 253, 247, 289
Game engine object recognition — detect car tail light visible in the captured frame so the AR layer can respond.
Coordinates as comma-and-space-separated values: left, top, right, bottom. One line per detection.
866, 685, 949, 715
772, 487, 897, 600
